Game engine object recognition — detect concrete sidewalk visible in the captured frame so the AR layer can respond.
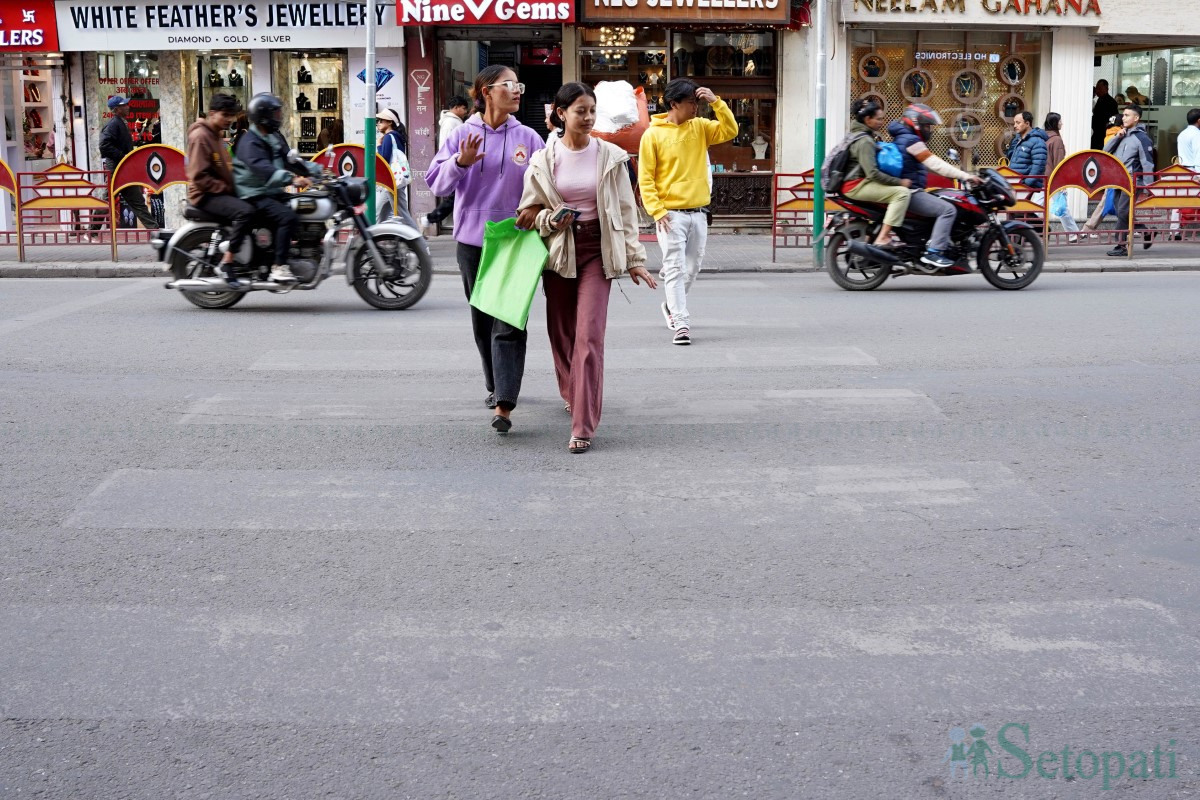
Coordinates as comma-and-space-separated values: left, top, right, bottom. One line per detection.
3, 231, 1200, 277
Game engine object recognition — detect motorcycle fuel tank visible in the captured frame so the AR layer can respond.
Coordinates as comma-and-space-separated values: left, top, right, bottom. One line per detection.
290, 194, 336, 220
933, 189, 987, 226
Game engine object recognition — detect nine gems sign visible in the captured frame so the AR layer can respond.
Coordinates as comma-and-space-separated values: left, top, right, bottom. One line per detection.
851, 0, 1101, 14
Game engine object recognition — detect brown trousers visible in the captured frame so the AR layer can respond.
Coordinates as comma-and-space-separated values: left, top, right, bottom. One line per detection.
543, 221, 611, 440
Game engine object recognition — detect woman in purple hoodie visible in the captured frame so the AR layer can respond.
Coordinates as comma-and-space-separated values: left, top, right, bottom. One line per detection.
426, 66, 544, 434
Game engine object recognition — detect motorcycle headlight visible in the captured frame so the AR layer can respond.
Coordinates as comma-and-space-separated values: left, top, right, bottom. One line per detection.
342, 177, 368, 205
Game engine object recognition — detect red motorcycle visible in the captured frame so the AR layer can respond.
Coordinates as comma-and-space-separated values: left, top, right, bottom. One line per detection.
824, 168, 1044, 291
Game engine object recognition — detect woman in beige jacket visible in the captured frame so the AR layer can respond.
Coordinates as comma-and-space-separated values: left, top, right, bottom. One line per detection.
519, 82, 657, 453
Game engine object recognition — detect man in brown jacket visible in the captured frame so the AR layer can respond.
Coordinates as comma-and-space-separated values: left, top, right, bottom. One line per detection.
186, 93, 253, 285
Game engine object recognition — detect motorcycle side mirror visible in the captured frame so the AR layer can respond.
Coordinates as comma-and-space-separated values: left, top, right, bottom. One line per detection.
947, 148, 960, 164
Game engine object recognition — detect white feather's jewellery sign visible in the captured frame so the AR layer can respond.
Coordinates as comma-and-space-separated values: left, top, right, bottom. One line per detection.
54, 1, 409, 49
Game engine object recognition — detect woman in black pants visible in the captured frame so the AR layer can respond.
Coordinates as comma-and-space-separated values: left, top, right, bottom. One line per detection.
425, 66, 545, 433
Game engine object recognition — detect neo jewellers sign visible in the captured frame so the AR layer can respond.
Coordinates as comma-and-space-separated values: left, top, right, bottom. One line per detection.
53, 1, 409, 50
0, 0, 60, 50
396, 0, 574, 25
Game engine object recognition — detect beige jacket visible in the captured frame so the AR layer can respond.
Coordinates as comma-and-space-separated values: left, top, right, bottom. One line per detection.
519, 137, 647, 280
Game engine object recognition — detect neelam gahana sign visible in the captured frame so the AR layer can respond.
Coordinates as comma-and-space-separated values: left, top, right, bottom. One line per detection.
849, 0, 1100, 17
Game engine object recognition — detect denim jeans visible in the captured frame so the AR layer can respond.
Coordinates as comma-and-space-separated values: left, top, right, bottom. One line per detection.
457, 242, 527, 410
656, 209, 707, 330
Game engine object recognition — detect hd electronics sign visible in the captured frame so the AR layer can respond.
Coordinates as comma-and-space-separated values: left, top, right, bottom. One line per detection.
397, 0, 574, 24
0, 0, 60, 50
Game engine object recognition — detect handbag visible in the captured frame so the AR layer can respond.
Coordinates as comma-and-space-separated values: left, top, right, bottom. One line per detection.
1101, 188, 1116, 218
469, 218, 549, 330
1050, 190, 1068, 218
388, 139, 411, 189
876, 141, 903, 177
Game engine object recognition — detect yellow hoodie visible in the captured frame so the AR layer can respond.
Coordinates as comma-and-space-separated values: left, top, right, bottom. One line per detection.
638, 98, 739, 221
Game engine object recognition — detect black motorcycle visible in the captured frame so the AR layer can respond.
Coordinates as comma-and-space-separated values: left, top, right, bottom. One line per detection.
154, 154, 432, 310
824, 168, 1044, 291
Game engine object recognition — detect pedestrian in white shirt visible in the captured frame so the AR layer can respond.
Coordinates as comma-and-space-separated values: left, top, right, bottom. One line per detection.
1178, 109, 1200, 231
1179, 109, 1200, 169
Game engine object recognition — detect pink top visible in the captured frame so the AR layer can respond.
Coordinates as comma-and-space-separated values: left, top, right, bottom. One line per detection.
553, 137, 599, 222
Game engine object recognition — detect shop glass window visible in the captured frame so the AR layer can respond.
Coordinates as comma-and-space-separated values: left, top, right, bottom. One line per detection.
196, 51, 252, 124
94, 52, 162, 145
273, 51, 346, 154
848, 30, 1042, 169
670, 31, 773, 79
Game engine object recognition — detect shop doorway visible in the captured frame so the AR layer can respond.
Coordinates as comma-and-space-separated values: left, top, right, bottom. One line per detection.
438, 37, 562, 140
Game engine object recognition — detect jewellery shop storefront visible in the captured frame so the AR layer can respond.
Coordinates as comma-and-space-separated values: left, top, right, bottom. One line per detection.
575, 0, 797, 221
834, 0, 1104, 171
53, 1, 408, 225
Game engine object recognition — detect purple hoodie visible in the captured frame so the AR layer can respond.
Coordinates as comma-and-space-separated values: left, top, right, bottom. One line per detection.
425, 112, 545, 247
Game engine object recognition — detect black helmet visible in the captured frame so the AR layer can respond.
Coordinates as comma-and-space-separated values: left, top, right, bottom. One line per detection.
247, 93, 283, 134
902, 103, 942, 141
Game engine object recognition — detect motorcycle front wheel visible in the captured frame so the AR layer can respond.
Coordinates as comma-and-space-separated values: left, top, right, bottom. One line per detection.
169, 228, 245, 309
978, 226, 1044, 290
825, 229, 890, 291
352, 233, 432, 310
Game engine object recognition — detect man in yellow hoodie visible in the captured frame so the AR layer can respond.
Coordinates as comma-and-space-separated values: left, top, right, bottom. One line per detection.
639, 79, 738, 345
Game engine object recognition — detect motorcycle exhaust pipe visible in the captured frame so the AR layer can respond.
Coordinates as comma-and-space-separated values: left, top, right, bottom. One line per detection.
846, 240, 902, 265
166, 278, 285, 292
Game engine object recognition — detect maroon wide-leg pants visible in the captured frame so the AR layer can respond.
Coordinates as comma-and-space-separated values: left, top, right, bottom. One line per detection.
542, 220, 611, 440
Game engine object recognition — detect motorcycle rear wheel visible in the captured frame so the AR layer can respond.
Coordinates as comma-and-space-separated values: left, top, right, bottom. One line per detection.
978, 226, 1044, 290
825, 229, 890, 291
170, 229, 245, 309
352, 233, 432, 310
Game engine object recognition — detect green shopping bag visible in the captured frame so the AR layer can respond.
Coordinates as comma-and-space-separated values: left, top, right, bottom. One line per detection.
469, 218, 548, 330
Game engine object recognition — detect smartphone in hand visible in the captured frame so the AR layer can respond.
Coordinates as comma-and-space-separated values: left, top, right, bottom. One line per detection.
551, 206, 580, 224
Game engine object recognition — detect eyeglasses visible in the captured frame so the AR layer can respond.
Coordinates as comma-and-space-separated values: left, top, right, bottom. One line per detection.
487, 80, 525, 94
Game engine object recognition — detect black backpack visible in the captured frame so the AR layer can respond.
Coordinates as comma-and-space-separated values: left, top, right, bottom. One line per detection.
820, 131, 871, 194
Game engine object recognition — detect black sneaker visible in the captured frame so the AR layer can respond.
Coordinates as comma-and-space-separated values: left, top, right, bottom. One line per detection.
1107, 245, 1128, 257
920, 250, 954, 269
220, 263, 242, 289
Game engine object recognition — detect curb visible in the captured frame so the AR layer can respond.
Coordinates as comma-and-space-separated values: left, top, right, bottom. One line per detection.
2, 256, 1200, 277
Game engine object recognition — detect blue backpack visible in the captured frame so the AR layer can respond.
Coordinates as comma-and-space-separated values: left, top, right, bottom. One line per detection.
876, 141, 903, 177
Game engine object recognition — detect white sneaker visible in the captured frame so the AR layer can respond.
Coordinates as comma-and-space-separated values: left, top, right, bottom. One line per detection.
660, 301, 675, 331
269, 264, 297, 283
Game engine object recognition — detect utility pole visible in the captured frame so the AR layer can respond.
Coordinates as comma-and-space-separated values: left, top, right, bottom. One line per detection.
364, 0, 378, 224
812, 0, 828, 264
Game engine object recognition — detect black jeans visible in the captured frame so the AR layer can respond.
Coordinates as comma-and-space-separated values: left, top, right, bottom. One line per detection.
1112, 190, 1147, 244
251, 196, 298, 265
458, 242, 527, 411
101, 157, 160, 230
197, 193, 254, 251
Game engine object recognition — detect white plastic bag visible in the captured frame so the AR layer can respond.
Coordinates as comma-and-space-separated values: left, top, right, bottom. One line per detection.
593, 81, 639, 133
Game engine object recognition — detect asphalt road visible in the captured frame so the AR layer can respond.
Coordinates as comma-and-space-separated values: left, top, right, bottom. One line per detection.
2, 271, 1198, 798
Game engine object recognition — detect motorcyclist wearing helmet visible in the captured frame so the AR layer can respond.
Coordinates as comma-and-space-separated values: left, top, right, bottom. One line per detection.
887, 104, 980, 270
233, 93, 320, 283
842, 97, 913, 248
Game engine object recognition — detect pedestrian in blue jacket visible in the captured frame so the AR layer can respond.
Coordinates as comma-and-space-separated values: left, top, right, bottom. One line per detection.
1005, 112, 1048, 189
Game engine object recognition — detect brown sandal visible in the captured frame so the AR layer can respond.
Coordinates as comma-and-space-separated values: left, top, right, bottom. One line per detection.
568, 437, 591, 454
